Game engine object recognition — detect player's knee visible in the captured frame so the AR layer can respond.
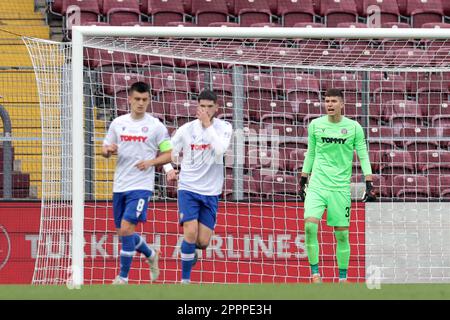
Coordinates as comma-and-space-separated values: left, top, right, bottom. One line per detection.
196, 241, 209, 250
334, 229, 349, 243
304, 221, 318, 238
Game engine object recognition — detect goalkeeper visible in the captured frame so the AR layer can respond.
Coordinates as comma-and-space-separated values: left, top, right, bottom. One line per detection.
300, 89, 376, 283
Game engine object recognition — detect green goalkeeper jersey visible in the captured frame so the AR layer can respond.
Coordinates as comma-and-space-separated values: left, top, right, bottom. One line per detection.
302, 115, 372, 191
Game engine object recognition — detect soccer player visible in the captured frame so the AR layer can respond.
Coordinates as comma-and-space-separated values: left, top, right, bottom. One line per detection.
165, 90, 232, 284
300, 88, 376, 283
102, 81, 172, 285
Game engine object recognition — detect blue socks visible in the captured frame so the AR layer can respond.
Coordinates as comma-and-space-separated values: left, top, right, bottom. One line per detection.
181, 240, 196, 282
133, 233, 154, 258
119, 235, 135, 279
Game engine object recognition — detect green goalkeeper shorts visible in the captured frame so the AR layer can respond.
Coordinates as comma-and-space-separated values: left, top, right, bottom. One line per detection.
304, 187, 351, 227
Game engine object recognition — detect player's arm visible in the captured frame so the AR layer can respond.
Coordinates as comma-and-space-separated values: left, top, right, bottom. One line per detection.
135, 124, 173, 171
354, 123, 376, 201
102, 121, 118, 158
164, 126, 185, 181
204, 122, 233, 156
300, 121, 316, 201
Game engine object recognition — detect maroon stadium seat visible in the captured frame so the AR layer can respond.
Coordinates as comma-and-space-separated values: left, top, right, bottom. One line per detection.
361, 0, 400, 24
63, 0, 100, 24
399, 127, 440, 153
223, 174, 260, 200
277, 0, 315, 27
234, 0, 272, 27
320, 0, 358, 27
102, 72, 144, 96
261, 174, 299, 200
392, 174, 430, 200
146, 0, 185, 26
285, 148, 307, 172
406, 0, 444, 28
380, 150, 415, 176
102, 0, 141, 26
245, 73, 278, 120
383, 100, 423, 128
152, 72, 190, 106
168, 100, 197, 125
417, 150, 450, 174
192, 0, 229, 26
84, 47, 137, 70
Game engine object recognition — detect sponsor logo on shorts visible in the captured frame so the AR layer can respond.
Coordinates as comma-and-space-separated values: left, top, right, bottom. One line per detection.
180, 213, 184, 220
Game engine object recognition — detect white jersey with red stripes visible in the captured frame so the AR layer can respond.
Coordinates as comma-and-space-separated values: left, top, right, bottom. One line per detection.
171, 118, 233, 196
103, 113, 170, 192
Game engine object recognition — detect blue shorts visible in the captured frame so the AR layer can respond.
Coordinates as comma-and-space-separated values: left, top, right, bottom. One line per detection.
178, 190, 219, 230
112, 190, 153, 229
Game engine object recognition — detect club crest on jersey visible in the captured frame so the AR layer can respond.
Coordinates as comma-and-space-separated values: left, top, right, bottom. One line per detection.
341, 128, 348, 134
141, 126, 149, 133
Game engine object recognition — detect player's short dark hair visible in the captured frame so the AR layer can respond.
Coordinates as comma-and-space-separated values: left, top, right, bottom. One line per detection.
129, 81, 151, 95
197, 89, 217, 103
325, 88, 344, 99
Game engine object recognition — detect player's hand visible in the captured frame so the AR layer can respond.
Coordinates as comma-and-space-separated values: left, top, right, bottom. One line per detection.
102, 144, 118, 158
167, 169, 179, 182
362, 181, 377, 202
135, 159, 154, 171
197, 107, 211, 128
299, 176, 307, 202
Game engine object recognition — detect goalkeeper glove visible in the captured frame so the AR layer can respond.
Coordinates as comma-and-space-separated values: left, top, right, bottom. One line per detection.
300, 176, 308, 202
362, 181, 377, 202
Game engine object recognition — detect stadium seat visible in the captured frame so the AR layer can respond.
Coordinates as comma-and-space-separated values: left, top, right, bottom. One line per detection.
138, 52, 177, 70
102, 72, 144, 96
399, 127, 441, 153
277, 0, 315, 27
417, 84, 449, 119
397, 0, 408, 15
282, 148, 307, 172
406, 0, 444, 28
146, 0, 186, 26
234, 0, 272, 27
439, 175, 450, 199
168, 100, 197, 125
191, 0, 229, 26
194, 73, 234, 115
431, 115, 450, 128
262, 122, 303, 139
84, 48, 137, 70
261, 174, 300, 200
223, 174, 260, 200
102, 0, 141, 26
384, 49, 432, 68
361, 0, 400, 24
320, 0, 358, 27
381, 22, 411, 28
367, 126, 395, 151
417, 150, 450, 174
380, 150, 415, 177
146, 100, 167, 121
62, 0, 100, 24
392, 174, 430, 200
283, 73, 320, 106
152, 72, 191, 106
245, 73, 278, 120
383, 100, 423, 128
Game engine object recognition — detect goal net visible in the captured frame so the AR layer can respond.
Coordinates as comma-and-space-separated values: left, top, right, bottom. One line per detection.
24, 27, 450, 285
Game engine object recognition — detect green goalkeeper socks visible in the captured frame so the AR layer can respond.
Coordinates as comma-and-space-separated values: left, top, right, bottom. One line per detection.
334, 229, 350, 278
305, 222, 319, 268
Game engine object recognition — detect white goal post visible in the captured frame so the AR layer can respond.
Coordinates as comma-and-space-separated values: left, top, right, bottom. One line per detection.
25, 26, 450, 286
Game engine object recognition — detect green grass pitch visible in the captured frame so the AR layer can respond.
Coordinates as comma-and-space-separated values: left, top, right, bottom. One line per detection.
1, 284, 450, 300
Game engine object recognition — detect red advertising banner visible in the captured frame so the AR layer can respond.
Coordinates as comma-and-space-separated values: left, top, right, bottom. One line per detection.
0, 202, 365, 284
